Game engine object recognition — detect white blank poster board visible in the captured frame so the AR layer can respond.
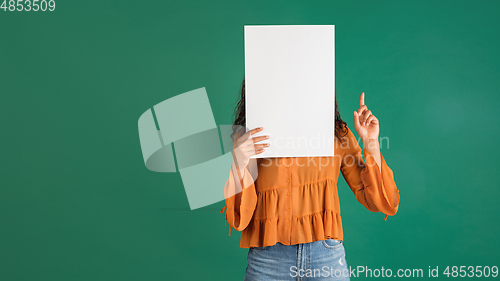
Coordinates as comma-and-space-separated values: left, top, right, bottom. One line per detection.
245, 25, 335, 158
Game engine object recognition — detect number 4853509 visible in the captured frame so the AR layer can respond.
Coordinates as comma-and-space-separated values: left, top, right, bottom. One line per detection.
1, 0, 56, 11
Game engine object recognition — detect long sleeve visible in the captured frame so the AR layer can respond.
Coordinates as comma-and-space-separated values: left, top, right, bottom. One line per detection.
220, 162, 258, 235
340, 127, 400, 219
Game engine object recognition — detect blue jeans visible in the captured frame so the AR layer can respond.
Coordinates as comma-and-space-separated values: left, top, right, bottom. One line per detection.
244, 239, 350, 280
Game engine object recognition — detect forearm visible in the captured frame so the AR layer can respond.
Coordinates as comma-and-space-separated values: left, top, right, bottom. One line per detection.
362, 138, 382, 174
362, 138, 400, 207
232, 161, 246, 180
224, 162, 258, 231
228, 162, 246, 196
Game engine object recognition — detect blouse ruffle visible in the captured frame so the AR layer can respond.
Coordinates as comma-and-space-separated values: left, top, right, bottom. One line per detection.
239, 178, 343, 248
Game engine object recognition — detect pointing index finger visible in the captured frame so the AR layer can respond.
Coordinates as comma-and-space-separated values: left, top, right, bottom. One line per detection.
360, 92, 365, 107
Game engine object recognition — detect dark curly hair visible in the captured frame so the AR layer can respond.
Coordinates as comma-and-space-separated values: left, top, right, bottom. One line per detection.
231, 78, 348, 142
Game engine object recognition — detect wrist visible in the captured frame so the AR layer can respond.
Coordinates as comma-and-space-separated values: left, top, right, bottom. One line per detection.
362, 138, 380, 150
232, 163, 246, 177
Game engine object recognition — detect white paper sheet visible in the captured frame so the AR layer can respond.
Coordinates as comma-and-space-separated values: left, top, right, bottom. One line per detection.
245, 25, 335, 158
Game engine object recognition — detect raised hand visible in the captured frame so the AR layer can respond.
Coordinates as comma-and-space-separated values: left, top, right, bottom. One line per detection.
232, 127, 270, 176
353, 92, 380, 143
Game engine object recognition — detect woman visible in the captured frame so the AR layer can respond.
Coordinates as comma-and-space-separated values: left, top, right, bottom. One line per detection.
220, 79, 400, 280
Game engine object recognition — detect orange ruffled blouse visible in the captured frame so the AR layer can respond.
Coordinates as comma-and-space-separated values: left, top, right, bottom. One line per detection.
220, 126, 400, 248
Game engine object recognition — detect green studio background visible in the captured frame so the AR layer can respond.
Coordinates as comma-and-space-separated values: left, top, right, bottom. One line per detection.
1, 0, 499, 280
